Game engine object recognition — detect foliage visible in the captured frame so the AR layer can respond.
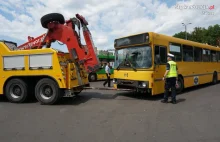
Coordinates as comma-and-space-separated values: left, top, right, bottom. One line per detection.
173, 24, 220, 46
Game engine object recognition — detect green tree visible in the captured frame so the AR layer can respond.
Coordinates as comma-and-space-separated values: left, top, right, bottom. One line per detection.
190, 27, 207, 43
173, 31, 190, 40
205, 24, 220, 46
173, 24, 220, 46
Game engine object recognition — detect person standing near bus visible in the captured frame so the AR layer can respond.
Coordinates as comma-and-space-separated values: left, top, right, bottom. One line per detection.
103, 62, 111, 87
161, 53, 178, 104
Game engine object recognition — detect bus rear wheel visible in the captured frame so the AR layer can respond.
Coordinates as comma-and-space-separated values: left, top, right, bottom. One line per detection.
88, 73, 97, 82
176, 77, 184, 94
212, 72, 218, 85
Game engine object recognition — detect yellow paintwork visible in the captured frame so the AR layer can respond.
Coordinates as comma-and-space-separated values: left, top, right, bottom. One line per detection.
0, 42, 89, 94
97, 74, 114, 80
62, 53, 88, 91
114, 32, 220, 95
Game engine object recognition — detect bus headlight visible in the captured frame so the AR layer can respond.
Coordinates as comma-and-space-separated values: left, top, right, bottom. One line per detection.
138, 81, 148, 88
113, 78, 117, 83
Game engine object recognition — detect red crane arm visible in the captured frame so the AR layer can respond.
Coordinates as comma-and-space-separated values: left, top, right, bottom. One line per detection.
17, 13, 100, 73
18, 33, 47, 50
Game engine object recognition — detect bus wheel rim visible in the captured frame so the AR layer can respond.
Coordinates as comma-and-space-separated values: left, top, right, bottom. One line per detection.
177, 81, 182, 90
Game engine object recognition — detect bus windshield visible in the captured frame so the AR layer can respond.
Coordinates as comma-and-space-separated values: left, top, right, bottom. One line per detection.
114, 46, 152, 70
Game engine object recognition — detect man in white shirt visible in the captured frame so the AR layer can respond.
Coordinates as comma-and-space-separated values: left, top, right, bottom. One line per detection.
103, 62, 111, 87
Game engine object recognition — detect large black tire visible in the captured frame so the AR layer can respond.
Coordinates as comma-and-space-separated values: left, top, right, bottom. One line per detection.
88, 73, 97, 82
40, 13, 65, 29
35, 78, 62, 105
176, 77, 184, 94
5, 78, 28, 103
212, 72, 218, 85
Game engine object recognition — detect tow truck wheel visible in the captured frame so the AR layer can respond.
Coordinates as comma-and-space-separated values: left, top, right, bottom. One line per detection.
35, 78, 61, 105
40, 13, 65, 29
5, 78, 28, 103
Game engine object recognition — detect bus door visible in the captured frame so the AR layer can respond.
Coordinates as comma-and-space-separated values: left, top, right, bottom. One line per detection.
153, 45, 167, 94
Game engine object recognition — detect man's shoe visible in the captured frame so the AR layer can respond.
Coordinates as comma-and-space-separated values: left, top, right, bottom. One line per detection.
161, 100, 168, 103
171, 100, 177, 104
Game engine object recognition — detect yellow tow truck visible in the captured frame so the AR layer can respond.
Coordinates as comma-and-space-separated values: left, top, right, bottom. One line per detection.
0, 13, 99, 105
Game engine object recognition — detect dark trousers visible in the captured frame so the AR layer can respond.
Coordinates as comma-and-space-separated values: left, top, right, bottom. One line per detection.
103, 73, 111, 87
164, 77, 176, 101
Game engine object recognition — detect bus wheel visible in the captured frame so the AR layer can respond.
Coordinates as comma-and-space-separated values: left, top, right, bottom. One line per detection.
89, 73, 97, 82
212, 72, 218, 85
35, 78, 61, 105
176, 77, 184, 94
5, 78, 28, 103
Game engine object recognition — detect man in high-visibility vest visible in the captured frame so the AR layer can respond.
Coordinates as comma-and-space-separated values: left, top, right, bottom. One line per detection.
161, 53, 178, 104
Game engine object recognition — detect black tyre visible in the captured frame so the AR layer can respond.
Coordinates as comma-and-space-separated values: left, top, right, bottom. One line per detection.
212, 72, 218, 84
35, 78, 62, 105
40, 13, 65, 29
5, 78, 28, 103
176, 77, 184, 94
88, 73, 97, 82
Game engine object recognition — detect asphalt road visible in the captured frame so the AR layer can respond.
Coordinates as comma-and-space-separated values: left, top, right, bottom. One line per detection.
0, 80, 220, 142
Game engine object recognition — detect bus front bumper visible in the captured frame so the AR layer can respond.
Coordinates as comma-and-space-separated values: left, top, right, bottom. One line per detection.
113, 79, 151, 93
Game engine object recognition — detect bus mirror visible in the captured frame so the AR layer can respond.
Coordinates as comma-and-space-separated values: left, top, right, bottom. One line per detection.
155, 55, 160, 64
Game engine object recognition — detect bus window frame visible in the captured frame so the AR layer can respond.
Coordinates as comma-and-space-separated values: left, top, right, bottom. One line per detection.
193, 46, 202, 62
202, 48, 211, 62
154, 44, 167, 65
211, 50, 217, 62
182, 44, 194, 62
218, 51, 220, 62
168, 42, 183, 62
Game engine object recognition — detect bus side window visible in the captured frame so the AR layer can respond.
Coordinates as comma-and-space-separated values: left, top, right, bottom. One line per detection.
183, 45, 193, 62
169, 43, 182, 61
154, 45, 167, 64
194, 47, 202, 62
218, 52, 220, 62
203, 49, 210, 62
211, 50, 217, 62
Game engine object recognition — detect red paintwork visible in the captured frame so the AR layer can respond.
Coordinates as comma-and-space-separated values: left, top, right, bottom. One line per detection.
17, 14, 99, 73
18, 34, 46, 50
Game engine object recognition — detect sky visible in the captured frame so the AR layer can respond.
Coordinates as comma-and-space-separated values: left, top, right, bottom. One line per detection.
0, 0, 219, 52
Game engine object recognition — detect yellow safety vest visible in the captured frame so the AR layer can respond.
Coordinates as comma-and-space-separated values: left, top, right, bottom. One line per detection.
166, 60, 177, 78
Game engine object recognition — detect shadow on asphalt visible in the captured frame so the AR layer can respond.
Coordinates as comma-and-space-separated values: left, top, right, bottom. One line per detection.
112, 81, 219, 103
57, 92, 118, 105
0, 82, 218, 105
0, 94, 38, 103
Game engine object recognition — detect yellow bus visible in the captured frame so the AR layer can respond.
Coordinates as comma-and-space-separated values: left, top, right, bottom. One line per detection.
113, 32, 220, 95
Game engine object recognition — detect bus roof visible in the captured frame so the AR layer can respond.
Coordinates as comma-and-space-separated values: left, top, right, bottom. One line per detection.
150, 32, 220, 51
114, 32, 220, 51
